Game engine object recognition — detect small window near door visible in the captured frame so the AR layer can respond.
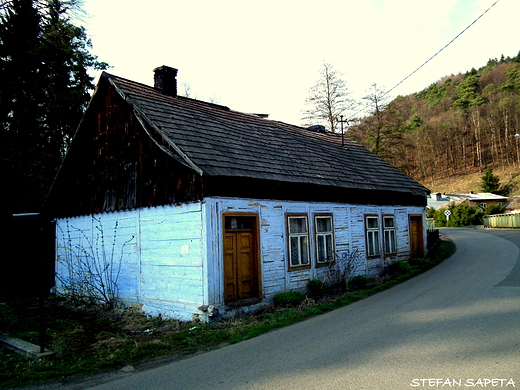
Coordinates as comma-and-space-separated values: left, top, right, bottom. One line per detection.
287, 214, 310, 269
225, 216, 255, 230
315, 215, 334, 264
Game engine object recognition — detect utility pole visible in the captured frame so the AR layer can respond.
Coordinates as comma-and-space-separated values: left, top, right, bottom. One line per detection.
338, 115, 349, 146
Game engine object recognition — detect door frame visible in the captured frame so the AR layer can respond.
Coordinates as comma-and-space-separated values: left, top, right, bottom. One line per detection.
222, 213, 262, 304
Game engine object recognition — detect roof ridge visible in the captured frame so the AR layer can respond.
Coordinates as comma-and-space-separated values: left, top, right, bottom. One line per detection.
103, 71, 353, 141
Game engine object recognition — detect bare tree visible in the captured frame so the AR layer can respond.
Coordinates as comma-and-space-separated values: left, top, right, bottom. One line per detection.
180, 82, 192, 98
360, 83, 390, 155
302, 62, 353, 133
323, 248, 364, 293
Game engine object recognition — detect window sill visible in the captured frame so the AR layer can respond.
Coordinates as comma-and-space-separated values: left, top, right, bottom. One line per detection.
288, 265, 311, 272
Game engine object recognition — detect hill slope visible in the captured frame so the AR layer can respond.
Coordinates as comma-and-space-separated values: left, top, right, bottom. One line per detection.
424, 166, 520, 196
349, 52, 520, 195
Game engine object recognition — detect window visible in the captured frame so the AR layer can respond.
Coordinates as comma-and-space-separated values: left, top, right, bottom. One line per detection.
366, 216, 381, 257
383, 216, 397, 254
315, 215, 334, 264
287, 215, 310, 268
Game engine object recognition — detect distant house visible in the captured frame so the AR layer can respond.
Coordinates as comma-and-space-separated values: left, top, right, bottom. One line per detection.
448, 192, 508, 210
427, 192, 508, 211
505, 196, 520, 214
46, 66, 429, 322
427, 193, 451, 210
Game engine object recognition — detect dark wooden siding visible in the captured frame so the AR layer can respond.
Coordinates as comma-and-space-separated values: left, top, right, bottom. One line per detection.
203, 176, 427, 207
47, 81, 203, 218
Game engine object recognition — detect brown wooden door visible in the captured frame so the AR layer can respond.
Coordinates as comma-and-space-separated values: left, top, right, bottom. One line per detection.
410, 215, 425, 258
223, 216, 259, 303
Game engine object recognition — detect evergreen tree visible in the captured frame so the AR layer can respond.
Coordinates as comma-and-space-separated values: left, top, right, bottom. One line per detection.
0, 0, 108, 213
480, 168, 500, 193
0, 0, 44, 213
40, 0, 107, 155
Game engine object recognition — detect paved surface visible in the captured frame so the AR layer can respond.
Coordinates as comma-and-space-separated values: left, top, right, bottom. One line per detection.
29, 228, 520, 389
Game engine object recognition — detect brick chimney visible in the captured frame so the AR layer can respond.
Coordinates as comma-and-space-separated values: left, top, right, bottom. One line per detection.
154, 65, 178, 97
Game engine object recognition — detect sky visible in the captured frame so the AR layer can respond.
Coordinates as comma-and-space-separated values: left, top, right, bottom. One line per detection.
81, 0, 520, 126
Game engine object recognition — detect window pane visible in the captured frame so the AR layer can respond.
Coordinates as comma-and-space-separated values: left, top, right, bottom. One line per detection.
300, 236, 309, 264
289, 217, 307, 234
367, 232, 373, 256
384, 230, 397, 254
317, 235, 325, 262
316, 217, 332, 233
290, 236, 300, 266
367, 217, 378, 229
368, 230, 380, 256
325, 235, 333, 259
384, 217, 395, 228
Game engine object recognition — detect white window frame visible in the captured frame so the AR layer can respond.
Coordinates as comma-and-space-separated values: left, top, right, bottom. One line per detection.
365, 215, 381, 257
383, 215, 397, 255
314, 214, 335, 265
287, 214, 311, 269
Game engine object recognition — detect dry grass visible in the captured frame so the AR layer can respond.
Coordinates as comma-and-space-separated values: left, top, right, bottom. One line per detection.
421, 166, 520, 196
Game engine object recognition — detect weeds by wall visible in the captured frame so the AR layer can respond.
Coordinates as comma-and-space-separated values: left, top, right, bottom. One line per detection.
55, 216, 134, 308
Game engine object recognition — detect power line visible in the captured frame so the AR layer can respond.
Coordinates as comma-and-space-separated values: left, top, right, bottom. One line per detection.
386, 0, 501, 96
344, 0, 501, 125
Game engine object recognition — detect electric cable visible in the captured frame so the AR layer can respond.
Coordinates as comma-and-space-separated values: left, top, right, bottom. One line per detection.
344, 0, 501, 125
386, 0, 501, 96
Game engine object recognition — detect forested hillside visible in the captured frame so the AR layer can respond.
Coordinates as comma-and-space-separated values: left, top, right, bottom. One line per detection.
349, 52, 520, 193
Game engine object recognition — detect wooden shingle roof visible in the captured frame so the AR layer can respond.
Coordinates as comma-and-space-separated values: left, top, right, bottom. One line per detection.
103, 71, 428, 200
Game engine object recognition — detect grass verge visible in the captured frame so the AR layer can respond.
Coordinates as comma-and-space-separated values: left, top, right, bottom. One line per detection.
0, 240, 454, 389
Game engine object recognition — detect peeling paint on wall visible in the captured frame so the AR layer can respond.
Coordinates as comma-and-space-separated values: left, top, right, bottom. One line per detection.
55, 197, 426, 322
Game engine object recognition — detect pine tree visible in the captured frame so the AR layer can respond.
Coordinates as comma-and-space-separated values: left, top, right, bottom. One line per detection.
0, 0, 44, 213
0, 0, 108, 213
40, 0, 108, 154
480, 168, 500, 193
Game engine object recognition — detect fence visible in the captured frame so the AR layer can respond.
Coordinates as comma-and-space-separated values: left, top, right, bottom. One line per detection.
483, 213, 520, 228
426, 218, 435, 232
426, 218, 440, 250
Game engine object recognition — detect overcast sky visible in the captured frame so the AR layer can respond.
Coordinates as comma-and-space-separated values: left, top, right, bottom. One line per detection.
81, 0, 520, 125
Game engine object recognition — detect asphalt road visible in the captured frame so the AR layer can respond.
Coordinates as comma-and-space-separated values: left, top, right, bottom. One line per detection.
65, 228, 520, 389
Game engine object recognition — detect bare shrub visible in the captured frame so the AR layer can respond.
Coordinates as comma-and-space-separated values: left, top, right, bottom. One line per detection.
56, 217, 134, 308
323, 248, 364, 292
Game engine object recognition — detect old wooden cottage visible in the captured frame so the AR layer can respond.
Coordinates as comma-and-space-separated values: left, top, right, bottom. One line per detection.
47, 66, 429, 321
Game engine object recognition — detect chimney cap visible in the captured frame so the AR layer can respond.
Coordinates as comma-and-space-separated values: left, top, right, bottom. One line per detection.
153, 65, 178, 73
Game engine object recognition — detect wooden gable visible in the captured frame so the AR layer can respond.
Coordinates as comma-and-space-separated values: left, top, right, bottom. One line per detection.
48, 78, 202, 218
